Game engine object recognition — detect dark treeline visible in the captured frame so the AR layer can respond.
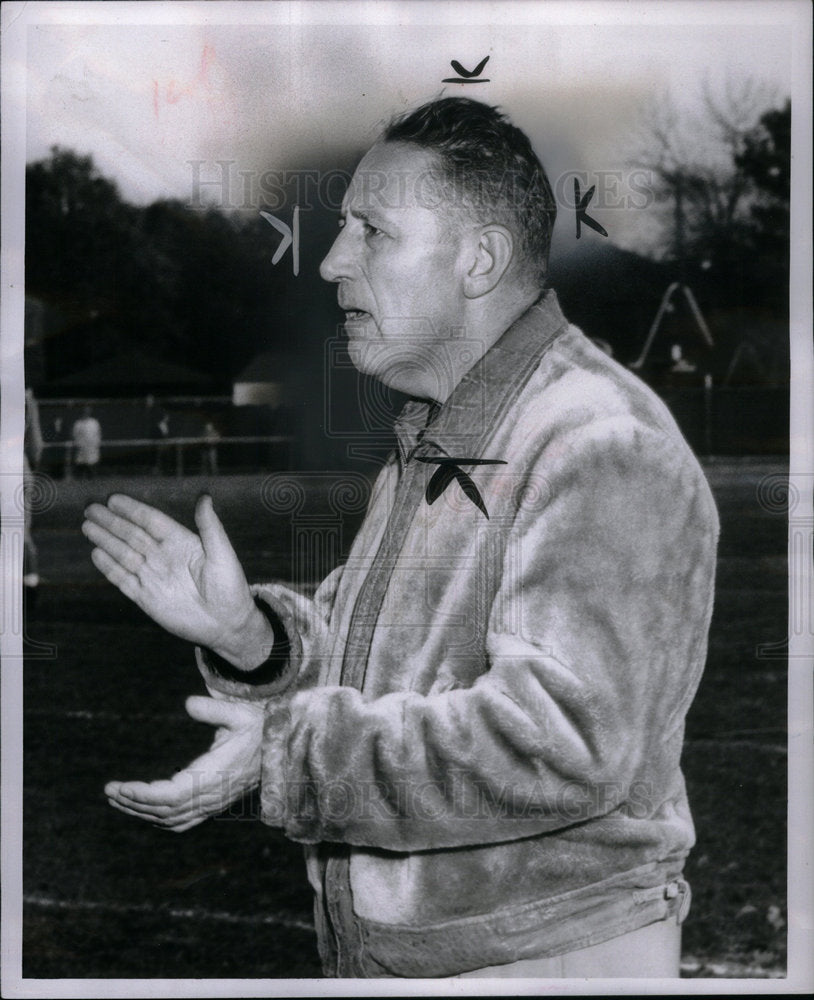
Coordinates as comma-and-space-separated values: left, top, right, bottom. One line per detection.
677, 98, 791, 320
24, 147, 391, 467
25, 147, 338, 390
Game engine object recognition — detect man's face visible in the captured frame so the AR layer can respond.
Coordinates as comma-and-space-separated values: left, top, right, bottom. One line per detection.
320, 142, 471, 400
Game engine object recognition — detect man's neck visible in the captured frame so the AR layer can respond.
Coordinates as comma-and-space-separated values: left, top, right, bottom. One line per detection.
428, 285, 543, 404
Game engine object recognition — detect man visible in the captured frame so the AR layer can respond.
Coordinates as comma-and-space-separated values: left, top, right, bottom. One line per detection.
200, 421, 220, 476
146, 396, 172, 475
23, 388, 44, 610
71, 404, 102, 478
82, 98, 719, 978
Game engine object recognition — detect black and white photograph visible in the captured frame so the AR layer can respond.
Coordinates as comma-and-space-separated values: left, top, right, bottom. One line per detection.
1, 1, 812, 994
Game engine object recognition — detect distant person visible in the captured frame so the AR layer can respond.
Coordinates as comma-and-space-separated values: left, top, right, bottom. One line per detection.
149, 401, 171, 475
23, 388, 44, 610
71, 405, 102, 478
200, 421, 220, 476
48, 415, 71, 479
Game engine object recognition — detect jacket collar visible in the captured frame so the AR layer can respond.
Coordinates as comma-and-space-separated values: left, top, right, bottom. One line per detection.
393, 290, 567, 464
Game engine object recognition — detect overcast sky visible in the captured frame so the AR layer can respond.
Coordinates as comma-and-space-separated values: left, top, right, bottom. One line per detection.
18, 1, 797, 255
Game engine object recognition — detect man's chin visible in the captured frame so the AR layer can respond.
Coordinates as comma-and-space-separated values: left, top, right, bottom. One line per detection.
346, 340, 442, 399
346, 336, 381, 376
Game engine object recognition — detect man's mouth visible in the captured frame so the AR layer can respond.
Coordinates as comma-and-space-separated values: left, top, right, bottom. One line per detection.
344, 309, 371, 322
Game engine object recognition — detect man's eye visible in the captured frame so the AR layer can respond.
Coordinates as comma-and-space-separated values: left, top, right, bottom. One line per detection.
364, 222, 383, 238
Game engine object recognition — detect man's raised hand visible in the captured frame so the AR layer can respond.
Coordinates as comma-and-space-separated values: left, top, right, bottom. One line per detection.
82, 493, 274, 669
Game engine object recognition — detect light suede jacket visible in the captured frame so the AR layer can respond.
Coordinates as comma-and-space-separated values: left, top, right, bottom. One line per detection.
199, 291, 719, 977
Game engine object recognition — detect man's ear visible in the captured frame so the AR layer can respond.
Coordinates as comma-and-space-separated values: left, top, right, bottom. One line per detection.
462, 225, 514, 299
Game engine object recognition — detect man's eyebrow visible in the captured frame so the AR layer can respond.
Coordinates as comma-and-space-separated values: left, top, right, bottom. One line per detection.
340, 197, 394, 226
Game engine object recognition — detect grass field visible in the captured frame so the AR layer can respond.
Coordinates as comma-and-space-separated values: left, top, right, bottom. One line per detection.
19, 459, 789, 980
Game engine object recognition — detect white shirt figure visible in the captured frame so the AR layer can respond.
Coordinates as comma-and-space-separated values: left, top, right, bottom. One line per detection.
72, 408, 102, 470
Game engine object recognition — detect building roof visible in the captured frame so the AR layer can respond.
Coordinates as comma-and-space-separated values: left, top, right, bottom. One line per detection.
52, 350, 213, 390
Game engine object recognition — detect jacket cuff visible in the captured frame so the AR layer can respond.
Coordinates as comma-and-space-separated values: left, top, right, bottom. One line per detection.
196, 587, 301, 700
258, 700, 294, 830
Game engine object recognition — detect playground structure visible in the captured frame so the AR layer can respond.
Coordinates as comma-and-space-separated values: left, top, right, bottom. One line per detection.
629, 282, 715, 373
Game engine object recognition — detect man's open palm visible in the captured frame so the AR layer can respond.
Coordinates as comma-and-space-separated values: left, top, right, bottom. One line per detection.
104, 696, 265, 831
83, 493, 261, 662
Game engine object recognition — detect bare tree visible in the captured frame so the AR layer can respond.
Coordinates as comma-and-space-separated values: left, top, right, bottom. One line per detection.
629, 77, 790, 385
631, 76, 779, 271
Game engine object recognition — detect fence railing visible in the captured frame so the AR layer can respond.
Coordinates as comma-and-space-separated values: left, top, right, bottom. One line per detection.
44, 435, 294, 477
38, 395, 233, 406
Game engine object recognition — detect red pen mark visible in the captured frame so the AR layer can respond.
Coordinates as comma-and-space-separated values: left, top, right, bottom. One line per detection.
200, 43, 215, 79
153, 44, 217, 118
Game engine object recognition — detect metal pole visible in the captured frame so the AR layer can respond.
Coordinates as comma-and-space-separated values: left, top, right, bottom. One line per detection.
703, 373, 713, 457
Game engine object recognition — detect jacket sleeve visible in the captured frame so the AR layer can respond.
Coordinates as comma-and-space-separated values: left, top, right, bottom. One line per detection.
257, 419, 719, 852
196, 566, 345, 700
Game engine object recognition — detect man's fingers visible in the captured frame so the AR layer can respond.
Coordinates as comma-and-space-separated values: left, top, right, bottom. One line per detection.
83, 520, 146, 575
106, 794, 176, 819
90, 547, 141, 600
105, 773, 227, 824
106, 779, 206, 817
106, 768, 231, 808
107, 797, 167, 821
107, 493, 188, 543
105, 775, 199, 807
194, 495, 233, 562
184, 694, 256, 730
83, 502, 157, 555
106, 796, 204, 831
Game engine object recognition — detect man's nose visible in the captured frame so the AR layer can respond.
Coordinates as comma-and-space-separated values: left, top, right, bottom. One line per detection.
319, 226, 354, 283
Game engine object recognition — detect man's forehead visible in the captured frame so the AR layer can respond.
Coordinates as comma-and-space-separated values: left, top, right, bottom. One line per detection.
342, 142, 445, 215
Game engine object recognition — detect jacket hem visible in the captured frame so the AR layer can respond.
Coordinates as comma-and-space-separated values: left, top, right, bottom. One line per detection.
353, 864, 690, 978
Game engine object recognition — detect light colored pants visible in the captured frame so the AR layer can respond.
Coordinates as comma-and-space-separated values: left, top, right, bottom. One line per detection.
455, 916, 681, 978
